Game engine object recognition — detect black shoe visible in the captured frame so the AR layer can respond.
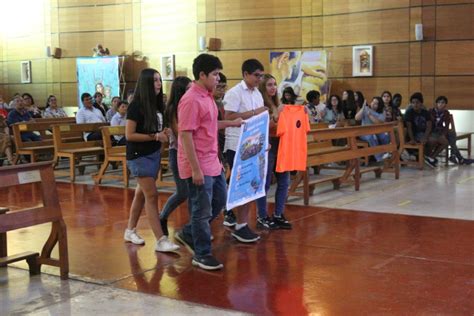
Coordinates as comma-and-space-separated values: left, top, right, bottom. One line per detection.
424, 156, 437, 168
160, 218, 168, 237
449, 156, 458, 164
256, 216, 278, 230
192, 255, 223, 270
223, 210, 237, 227
174, 230, 194, 255
460, 158, 473, 165
231, 225, 260, 243
273, 215, 292, 230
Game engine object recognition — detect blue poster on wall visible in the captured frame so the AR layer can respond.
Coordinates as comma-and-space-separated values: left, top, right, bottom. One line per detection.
226, 111, 269, 210
76, 56, 120, 107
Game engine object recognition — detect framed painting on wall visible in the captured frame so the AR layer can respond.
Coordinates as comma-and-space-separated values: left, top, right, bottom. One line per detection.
20, 61, 32, 83
161, 55, 175, 81
352, 46, 373, 77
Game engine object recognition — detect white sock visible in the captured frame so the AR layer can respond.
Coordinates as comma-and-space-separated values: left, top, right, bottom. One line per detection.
235, 223, 247, 230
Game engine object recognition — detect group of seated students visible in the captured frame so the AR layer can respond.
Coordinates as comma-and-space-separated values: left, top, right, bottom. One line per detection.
0, 90, 134, 164
303, 89, 473, 167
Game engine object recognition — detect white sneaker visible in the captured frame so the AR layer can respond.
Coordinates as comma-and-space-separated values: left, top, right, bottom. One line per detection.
400, 150, 410, 161
155, 235, 180, 252
124, 228, 145, 245
382, 152, 392, 160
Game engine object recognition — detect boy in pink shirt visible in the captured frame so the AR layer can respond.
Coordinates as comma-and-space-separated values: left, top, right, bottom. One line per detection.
176, 54, 242, 271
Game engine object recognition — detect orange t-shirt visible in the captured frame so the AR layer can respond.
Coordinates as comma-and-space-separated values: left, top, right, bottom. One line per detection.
276, 105, 310, 172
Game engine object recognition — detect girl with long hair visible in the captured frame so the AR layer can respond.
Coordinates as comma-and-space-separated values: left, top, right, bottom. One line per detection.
342, 90, 356, 121
124, 68, 179, 252
322, 94, 345, 125
255, 74, 292, 229
159, 76, 192, 237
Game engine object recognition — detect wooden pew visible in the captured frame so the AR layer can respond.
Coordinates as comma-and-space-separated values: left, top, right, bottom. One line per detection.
444, 114, 473, 165
0, 162, 69, 279
93, 126, 129, 187
289, 122, 400, 205
52, 123, 108, 182
12, 121, 82, 164
398, 121, 424, 170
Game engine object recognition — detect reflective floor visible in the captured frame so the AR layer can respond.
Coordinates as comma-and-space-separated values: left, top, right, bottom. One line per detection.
1, 165, 473, 315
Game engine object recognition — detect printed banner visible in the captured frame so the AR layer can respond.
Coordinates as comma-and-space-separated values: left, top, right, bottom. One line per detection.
226, 111, 270, 210
270, 51, 329, 103
76, 56, 120, 107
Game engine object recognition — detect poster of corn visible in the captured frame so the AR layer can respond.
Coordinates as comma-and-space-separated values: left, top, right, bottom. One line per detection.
270, 51, 329, 104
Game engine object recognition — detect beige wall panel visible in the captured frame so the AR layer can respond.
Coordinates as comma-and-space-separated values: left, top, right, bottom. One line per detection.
59, 31, 132, 57
409, 77, 421, 102
6, 37, 46, 61
410, 7, 422, 42
141, 24, 197, 54
436, 41, 474, 75
302, 17, 312, 47
322, 0, 410, 15
312, 0, 323, 16
327, 44, 409, 78
409, 42, 421, 75
311, 17, 323, 47
421, 42, 435, 76
215, 0, 302, 20
58, 0, 131, 7
59, 59, 77, 82
51, 7, 59, 33
330, 78, 409, 101
141, 1, 196, 29
197, 0, 215, 22
5, 60, 47, 84
58, 4, 130, 33
60, 83, 78, 107
411, 0, 422, 6
7, 84, 48, 105
323, 9, 410, 46
436, 4, 474, 40
421, 6, 436, 41
216, 18, 302, 50
435, 77, 474, 110
436, 0, 474, 4
52, 59, 61, 82
216, 51, 270, 79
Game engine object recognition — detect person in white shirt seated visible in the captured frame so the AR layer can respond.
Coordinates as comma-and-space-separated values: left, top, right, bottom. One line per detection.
305, 90, 325, 123
110, 100, 128, 146
76, 92, 106, 141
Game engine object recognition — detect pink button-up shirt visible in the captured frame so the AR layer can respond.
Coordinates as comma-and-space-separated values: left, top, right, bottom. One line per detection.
178, 83, 222, 179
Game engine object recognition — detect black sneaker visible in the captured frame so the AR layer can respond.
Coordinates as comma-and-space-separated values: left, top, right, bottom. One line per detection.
192, 255, 223, 270
231, 225, 260, 243
460, 158, 473, 165
160, 218, 168, 237
273, 215, 292, 230
223, 210, 237, 227
174, 230, 194, 255
256, 216, 278, 230
449, 156, 458, 164
424, 156, 437, 168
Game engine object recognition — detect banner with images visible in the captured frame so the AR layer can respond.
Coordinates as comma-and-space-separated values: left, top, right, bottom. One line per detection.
270, 51, 329, 103
226, 111, 270, 210
76, 56, 120, 107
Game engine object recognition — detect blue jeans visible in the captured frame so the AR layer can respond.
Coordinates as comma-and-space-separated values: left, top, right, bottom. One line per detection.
256, 138, 290, 218
160, 149, 190, 220
21, 132, 41, 142
183, 171, 227, 258
360, 133, 390, 161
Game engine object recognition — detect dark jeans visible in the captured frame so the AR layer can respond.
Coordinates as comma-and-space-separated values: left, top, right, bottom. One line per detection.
86, 131, 102, 141
160, 148, 190, 220
182, 171, 227, 258
256, 138, 289, 218
21, 132, 41, 142
447, 130, 463, 160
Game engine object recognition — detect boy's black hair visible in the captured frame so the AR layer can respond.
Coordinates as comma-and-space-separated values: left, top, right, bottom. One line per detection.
435, 95, 448, 104
410, 92, 424, 103
192, 54, 223, 80
81, 92, 91, 102
218, 72, 227, 83
306, 90, 320, 103
241, 59, 264, 76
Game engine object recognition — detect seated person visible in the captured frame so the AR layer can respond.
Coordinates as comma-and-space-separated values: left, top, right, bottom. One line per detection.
280, 86, 297, 105
322, 94, 345, 126
355, 97, 390, 162
22, 93, 42, 118
431, 96, 472, 165
305, 90, 325, 123
93, 92, 108, 117
43, 95, 68, 118
7, 97, 41, 142
0, 95, 11, 113
404, 92, 441, 168
105, 96, 121, 122
76, 92, 106, 141
110, 100, 128, 146
0, 115, 15, 164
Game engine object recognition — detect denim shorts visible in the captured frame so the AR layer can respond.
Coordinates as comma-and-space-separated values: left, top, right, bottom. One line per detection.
127, 150, 161, 179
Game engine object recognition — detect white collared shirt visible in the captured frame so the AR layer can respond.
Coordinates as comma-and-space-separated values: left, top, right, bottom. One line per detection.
223, 80, 264, 152
76, 106, 105, 124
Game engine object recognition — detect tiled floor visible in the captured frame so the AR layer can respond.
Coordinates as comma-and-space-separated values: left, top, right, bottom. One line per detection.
1, 165, 473, 315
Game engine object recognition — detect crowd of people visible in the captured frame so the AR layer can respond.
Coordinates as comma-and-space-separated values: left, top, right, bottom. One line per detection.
1, 53, 471, 271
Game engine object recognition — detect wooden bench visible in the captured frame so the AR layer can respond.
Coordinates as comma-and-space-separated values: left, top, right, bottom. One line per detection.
289, 122, 400, 205
12, 121, 83, 164
156, 145, 175, 187
0, 162, 69, 279
93, 126, 129, 187
444, 114, 473, 165
52, 123, 108, 182
398, 121, 424, 170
